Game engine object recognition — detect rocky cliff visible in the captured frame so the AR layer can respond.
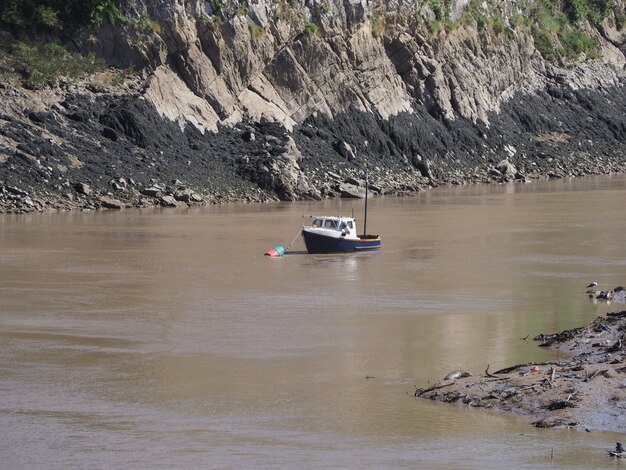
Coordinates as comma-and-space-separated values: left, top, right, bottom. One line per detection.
1, 0, 626, 212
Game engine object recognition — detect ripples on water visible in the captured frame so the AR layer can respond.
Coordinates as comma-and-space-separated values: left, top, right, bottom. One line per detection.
1, 176, 626, 468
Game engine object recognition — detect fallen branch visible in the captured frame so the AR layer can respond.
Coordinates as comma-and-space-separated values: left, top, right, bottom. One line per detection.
415, 382, 455, 397
493, 363, 533, 374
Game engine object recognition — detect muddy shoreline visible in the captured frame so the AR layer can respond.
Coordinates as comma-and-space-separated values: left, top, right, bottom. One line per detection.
416, 293, 626, 433
1, 78, 626, 214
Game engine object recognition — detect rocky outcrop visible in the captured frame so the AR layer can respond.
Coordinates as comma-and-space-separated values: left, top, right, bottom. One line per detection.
1, 0, 626, 212
86, 0, 626, 129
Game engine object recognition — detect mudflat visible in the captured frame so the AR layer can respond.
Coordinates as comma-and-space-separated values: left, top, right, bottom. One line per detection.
417, 294, 626, 433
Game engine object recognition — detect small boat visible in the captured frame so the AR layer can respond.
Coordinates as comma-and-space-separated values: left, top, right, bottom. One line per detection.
301, 215, 381, 253
300, 171, 381, 254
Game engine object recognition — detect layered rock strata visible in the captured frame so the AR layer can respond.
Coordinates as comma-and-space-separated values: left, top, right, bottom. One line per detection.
1, 0, 626, 212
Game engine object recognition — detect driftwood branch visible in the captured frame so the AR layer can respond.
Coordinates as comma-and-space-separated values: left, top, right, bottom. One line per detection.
415, 382, 455, 397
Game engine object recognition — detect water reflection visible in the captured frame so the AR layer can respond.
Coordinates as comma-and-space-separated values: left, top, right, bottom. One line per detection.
1, 176, 626, 468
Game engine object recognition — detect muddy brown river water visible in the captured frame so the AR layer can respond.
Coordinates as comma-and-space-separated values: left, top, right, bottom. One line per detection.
1, 176, 626, 468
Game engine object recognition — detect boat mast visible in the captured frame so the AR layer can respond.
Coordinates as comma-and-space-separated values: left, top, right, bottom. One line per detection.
363, 170, 368, 237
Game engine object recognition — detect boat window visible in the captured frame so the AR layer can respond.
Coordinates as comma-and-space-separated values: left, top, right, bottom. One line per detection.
347, 221, 354, 229
324, 219, 338, 229
312, 218, 323, 227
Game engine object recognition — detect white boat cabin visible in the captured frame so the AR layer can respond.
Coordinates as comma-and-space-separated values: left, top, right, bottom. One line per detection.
304, 216, 358, 240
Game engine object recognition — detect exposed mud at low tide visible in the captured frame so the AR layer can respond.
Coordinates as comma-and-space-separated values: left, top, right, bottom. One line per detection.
417, 299, 626, 433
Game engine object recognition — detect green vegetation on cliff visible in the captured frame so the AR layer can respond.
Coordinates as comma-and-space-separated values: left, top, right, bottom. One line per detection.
564, 0, 613, 23
428, 0, 613, 61
0, 0, 121, 32
527, 0, 611, 61
417, 0, 612, 63
0, 40, 106, 86
0, 0, 620, 88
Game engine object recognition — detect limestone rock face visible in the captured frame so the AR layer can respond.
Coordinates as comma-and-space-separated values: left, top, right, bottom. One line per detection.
2, 0, 626, 213
89, 0, 616, 132
88, 0, 626, 134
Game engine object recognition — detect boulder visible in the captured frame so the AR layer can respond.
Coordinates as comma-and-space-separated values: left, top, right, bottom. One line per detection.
283, 136, 303, 162
345, 176, 362, 186
497, 159, 517, 179
111, 180, 126, 191
141, 187, 163, 197
189, 192, 203, 203
6, 186, 28, 197
99, 196, 124, 209
335, 141, 356, 162
338, 183, 365, 198
300, 127, 315, 138
412, 155, 434, 179
160, 196, 178, 207
74, 182, 92, 195
174, 189, 202, 203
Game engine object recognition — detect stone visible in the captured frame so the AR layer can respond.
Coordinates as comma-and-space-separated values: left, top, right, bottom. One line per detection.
141, 187, 163, 198
335, 141, 356, 162
283, 136, 302, 162
496, 159, 517, 179
111, 180, 126, 191
99, 196, 124, 209
504, 145, 517, 158
338, 183, 365, 199
74, 182, 92, 195
265, 135, 282, 145
345, 176, 362, 186
300, 127, 315, 138
412, 156, 433, 179
243, 130, 255, 142
6, 186, 28, 197
160, 196, 178, 207
173, 188, 202, 202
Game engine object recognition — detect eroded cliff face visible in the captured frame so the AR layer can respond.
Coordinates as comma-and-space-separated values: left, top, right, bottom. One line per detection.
96, 0, 626, 127
1, 0, 626, 212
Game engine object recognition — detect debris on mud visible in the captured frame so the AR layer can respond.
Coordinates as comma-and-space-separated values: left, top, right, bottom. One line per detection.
416, 308, 626, 432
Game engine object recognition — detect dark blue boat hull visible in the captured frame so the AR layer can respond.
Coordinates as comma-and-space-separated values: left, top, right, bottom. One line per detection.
302, 230, 381, 254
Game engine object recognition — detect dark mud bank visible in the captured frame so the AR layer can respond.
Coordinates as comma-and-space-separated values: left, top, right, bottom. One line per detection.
417, 302, 626, 433
1, 81, 625, 213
